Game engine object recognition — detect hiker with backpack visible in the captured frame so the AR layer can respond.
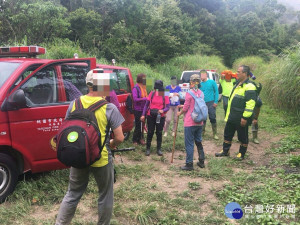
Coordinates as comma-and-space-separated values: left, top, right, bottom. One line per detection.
177, 74, 207, 170
215, 65, 257, 160
132, 73, 148, 146
55, 69, 125, 225
200, 69, 220, 140
140, 80, 170, 156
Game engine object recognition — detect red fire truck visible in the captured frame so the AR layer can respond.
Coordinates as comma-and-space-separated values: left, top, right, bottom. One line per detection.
0, 46, 134, 202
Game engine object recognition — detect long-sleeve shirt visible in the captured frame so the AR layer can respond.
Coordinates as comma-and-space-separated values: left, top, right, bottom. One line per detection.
182, 89, 204, 127
105, 90, 120, 111
220, 79, 236, 97
200, 79, 219, 104
132, 84, 147, 111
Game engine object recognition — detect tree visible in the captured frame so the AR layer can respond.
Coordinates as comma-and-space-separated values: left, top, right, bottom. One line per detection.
68, 8, 102, 50
0, 0, 69, 44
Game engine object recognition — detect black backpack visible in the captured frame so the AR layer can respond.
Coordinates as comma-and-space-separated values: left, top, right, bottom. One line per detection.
126, 86, 139, 114
56, 98, 108, 168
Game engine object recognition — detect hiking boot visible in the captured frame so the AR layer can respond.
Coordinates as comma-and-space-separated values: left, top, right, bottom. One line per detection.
215, 150, 230, 157
157, 149, 163, 156
163, 132, 168, 137
181, 163, 194, 171
252, 131, 259, 144
197, 160, 205, 168
212, 123, 219, 140
145, 148, 151, 156
235, 153, 244, 160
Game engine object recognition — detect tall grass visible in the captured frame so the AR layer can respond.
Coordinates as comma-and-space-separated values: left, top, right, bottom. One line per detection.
232, 56, 267, 80
260, 44, 300, 115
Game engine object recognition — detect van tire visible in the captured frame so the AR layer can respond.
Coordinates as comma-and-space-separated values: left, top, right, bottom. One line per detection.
0, 153, 18, 203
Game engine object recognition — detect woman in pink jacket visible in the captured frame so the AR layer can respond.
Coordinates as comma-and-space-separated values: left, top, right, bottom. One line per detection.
177, 74, 205, 170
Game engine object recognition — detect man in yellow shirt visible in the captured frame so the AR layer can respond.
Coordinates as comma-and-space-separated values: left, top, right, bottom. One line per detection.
56, 69, 125, 225
219, 70, 236, 115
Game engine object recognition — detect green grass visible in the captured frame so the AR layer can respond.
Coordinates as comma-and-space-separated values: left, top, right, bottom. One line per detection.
1, 55, 300, 224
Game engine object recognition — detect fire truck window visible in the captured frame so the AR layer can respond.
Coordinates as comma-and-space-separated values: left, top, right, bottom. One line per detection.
61, 65, 89, 101
13, 65, 41, 87
20, 67, 59, 106
114, 70, 130, 95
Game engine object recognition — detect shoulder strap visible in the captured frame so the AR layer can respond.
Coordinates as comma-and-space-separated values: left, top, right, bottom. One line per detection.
75, 98, 83, 109
188, 90, 196, 99
151, 91, 165, 108
87, 99, 108, 112
135, 86, 140, 98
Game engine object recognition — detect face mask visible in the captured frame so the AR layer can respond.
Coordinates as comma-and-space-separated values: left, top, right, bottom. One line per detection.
191, 81, 200, 91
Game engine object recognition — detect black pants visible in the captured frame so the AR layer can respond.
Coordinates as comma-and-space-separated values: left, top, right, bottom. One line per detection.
224, 121, 249, 144
146, 115, 165, 149
132, 110, 143, 143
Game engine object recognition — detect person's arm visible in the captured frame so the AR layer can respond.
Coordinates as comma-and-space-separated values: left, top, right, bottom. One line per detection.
241, 83, 257, 127
106, 103, 125, 148
142, 100, 150, 116
213, 81, 219, 104
133, 86, 146, 102
109, 125, 124, 149
178, 92, 191, 116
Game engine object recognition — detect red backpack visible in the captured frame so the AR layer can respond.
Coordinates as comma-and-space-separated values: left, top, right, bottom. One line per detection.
56, 98, 108, 168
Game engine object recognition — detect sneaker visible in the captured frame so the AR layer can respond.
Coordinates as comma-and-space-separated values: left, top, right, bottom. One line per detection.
163, 132, 168, 137
235, 153, 244, 160
213, 134, 219, 140
215, 150, 230, 157
172, 132, 175, 137
133, 142, 138, 146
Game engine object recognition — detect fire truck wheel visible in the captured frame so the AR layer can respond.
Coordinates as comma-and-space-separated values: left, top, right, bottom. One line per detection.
123, 131, 131, 141
0, 153, 18, 203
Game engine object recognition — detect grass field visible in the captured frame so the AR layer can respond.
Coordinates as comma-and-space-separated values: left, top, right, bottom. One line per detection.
1, 104, 299, 225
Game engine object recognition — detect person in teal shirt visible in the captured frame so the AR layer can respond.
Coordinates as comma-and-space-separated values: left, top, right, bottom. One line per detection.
200, 70, 219, 140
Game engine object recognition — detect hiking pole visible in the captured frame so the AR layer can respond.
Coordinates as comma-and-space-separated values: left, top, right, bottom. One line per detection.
111, 147, 135, 157
171, 108, 180, 163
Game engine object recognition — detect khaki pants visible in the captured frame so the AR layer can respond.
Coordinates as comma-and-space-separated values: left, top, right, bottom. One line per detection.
163, 105, 179, 133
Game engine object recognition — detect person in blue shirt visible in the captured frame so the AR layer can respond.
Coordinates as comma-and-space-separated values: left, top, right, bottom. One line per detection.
200, 70, 219, 140
163, 76, 182, 137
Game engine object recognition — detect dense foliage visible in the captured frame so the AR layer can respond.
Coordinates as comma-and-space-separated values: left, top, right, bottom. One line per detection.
0, 0, 299, 66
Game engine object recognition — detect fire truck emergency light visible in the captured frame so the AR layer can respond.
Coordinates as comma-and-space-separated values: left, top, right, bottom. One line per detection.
0, 46, 46, 58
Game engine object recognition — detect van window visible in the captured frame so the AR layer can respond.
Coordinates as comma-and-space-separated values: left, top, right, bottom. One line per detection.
61, 64, 90, 101
21, 67, 59, 106
181, 71, 200, 83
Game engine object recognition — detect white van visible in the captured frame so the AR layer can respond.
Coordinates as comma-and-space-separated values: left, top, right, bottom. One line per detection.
179, 69, 221, 102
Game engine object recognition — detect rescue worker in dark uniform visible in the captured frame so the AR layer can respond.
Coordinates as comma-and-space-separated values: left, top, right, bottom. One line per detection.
215, 65, 257, 159
252, 96, 262, 144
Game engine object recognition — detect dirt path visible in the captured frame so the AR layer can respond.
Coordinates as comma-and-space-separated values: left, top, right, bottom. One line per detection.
29, 129, 284, 224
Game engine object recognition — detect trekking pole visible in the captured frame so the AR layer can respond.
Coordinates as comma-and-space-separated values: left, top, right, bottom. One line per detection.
171, 108, 180, 163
